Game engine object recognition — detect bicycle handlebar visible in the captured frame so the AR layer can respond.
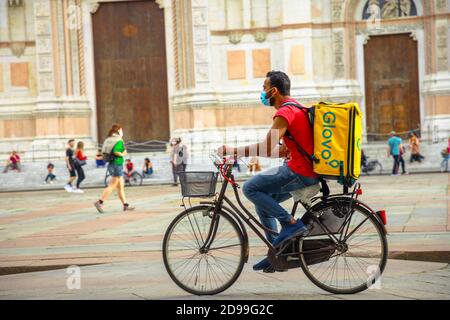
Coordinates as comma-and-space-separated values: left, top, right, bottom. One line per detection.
209, 152, 239, 187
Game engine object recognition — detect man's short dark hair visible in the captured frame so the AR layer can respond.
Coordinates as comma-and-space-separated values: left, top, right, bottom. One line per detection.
266, 71, 291, 96
68, 139, 75, 144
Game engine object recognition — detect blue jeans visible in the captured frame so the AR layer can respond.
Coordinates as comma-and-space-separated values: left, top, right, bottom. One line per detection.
242, 163, 319, 243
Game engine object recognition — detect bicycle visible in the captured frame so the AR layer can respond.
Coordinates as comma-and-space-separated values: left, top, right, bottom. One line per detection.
162, 156, 388, 296
104, 169, 143, 187
361, 157, 383, 175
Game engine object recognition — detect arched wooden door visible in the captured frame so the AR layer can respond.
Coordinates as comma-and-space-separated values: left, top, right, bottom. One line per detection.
92, 0, 170, 143
364, 34, 420, 141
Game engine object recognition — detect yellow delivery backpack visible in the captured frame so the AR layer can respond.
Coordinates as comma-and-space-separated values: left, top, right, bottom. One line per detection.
312, 102, 362, 185
282, 101, 362, 188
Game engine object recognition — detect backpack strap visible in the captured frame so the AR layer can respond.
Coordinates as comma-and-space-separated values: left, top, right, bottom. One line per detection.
280, 102, 330, 197
279, 102, 316, 164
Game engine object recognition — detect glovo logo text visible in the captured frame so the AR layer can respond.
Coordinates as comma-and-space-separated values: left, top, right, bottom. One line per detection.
321, 111, 340, 169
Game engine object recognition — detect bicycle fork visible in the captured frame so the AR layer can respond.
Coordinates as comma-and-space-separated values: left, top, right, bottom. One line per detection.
198, 198, 226, 254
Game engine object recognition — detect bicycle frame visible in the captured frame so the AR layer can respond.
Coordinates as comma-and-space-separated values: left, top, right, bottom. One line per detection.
198, 161, 376, 258
200, 163, 277, 253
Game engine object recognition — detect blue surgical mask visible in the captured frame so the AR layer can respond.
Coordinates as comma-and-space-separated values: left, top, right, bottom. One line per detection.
260, 88, 273, 107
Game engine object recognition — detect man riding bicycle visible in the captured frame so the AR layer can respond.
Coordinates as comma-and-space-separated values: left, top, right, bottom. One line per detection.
218, 71, 319, 272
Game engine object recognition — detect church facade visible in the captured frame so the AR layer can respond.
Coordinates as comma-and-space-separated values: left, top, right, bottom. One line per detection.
0, 0, 449, 159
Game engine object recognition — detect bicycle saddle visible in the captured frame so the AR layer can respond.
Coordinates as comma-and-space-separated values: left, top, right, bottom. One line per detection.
290, 183, 320, 207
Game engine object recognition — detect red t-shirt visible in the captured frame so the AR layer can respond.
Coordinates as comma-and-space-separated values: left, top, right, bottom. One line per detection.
274, 98, 317, 178
126, 162, 134, 171
10, 155, 20, 164
75, 150, 87, 161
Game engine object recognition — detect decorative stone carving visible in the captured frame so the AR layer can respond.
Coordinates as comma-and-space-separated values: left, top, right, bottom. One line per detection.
195, 46, 208, 63
34, 2, 50, 17
358, 22, 422, 36
194, 27, 208, 44
253, 31, 267, 43
436, 24, 448, 72
192, 3, 210, 84
195, 64, 209, 82
333, 31, 345, 78
363, 33, 371, 45
36, 20, 51, 36
155, 0, 165, 9
193, 9, 207, 25
228, 32, 243, 45
381, 0, 399, 18
10, 42, 26, 58
37, 39, 51, 53
331, 0, 345, 22
90, 2, 100, 14
7, 0, 23, 7
39, 73, 54, 92
435, 0, 447, 12
39, 56, 53, 72
363, 0, 417, 20
399, 0, 412, 16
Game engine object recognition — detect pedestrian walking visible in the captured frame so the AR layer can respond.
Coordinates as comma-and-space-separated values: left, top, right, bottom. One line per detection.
441, 137, 450, 172
64, 139, 77, 192
170, 138, 188, 186
398, 143, 408, 175
387, 131, 407, 175
409, 131, 424, 163
73, 141, 87, 193
94, 124, 135, 213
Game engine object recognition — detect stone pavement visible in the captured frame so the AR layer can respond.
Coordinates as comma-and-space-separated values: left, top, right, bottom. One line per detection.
0, 172, 449, 299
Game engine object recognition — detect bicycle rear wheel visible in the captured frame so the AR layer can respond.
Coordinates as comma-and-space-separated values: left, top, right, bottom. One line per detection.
162, 205, 246, 295
374, 162, 383, 175
299, 201, 388, 294
129, 172, 143, 186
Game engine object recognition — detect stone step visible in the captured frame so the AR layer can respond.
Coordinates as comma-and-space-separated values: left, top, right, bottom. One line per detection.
0, 141, 447, 192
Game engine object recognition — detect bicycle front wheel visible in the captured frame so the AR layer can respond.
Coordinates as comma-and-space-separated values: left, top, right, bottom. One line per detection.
129, 172, 143, 186
162, 205, 246, 295
104, 171, 112, 187
299, 201, 388, 294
